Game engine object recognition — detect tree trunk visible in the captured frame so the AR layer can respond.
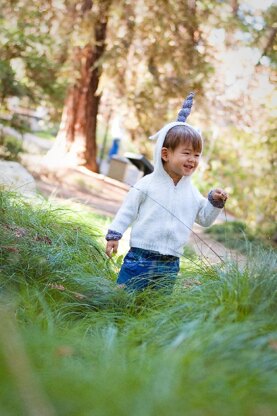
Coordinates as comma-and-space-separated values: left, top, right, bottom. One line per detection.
46, 4, 110, 172
256, 27, 277, 66
186, 0, 199, 44
231, 0, 239, 16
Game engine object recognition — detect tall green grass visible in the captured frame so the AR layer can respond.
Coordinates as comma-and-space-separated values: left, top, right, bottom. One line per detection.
0, 190, 276, 416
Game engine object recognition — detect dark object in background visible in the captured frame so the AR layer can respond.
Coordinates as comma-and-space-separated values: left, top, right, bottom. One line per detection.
124, 152, 154, 176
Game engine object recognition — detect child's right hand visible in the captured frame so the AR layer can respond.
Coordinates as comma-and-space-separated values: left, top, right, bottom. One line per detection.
106, 240, 119, 258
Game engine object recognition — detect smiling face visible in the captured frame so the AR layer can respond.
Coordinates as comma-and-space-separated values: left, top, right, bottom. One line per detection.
160, 125, 202, 184
161, 143, 201, 184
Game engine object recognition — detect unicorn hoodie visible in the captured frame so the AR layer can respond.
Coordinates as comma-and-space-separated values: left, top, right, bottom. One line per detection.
107, 120, 222, 258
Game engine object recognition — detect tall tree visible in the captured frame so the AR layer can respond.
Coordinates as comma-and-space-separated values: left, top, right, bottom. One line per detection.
46, 0, 112, 172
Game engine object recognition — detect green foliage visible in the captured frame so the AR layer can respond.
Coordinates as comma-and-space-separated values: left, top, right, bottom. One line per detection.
0, 59, 29, 101
9, 113, 30, 133
0, 132, 23, 161
0, 2, 67, 108
106, 0, 215, 139
0, 191, 276, 416
204, 221, 272, 254
193, 122, 277, 239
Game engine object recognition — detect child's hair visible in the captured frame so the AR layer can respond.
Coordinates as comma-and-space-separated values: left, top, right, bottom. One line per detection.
163, 125, 202, 153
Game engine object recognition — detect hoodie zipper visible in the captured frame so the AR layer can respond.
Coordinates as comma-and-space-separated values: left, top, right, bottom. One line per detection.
166, 185, 177, 250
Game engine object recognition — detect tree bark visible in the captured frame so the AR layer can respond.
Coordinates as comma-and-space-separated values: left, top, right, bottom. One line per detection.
256, 27, 277, 66
46, 2, 111, 172
231, 0, 239, 16
186, 0, 199, 44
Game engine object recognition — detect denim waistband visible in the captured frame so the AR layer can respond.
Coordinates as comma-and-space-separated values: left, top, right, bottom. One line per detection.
130, 247, 179, 262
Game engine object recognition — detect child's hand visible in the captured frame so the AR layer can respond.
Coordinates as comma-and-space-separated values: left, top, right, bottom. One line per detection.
106, 240, 119, 258
211, 188, 228, 202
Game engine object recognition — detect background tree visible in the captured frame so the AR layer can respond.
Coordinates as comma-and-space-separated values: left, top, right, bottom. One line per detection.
104, 0, 214, 145
0, 0, 67, 111
46, 0, 113, 172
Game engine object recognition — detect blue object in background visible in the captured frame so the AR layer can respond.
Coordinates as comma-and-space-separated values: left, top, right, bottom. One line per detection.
108, 138, 121, 161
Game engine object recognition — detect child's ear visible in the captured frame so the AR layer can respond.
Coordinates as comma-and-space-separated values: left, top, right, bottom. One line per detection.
161, 147, 169, 162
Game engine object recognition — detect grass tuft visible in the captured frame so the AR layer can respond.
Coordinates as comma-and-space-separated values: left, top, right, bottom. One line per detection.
0, 190, 276, 416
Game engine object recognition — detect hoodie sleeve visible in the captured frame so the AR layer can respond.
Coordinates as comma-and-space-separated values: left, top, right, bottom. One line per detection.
108, 184, 145, 235
194, 188, 222, 227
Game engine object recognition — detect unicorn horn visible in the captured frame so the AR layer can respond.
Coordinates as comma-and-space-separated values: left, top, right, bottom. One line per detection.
176, 92, 195, 122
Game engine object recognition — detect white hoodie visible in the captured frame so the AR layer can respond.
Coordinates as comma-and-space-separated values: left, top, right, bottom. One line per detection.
108, 122, 222, 257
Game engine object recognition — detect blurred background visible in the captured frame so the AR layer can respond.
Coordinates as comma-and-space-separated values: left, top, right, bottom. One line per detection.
0, 0, 276, 239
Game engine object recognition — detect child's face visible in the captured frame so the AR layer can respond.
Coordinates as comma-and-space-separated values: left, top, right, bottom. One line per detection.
161, 143, 201, 183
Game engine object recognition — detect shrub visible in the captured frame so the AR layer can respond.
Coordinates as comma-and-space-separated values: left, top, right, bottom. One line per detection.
0, 131, 23, 161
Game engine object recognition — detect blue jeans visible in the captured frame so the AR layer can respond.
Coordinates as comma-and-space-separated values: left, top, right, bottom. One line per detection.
117, 247, 180, 291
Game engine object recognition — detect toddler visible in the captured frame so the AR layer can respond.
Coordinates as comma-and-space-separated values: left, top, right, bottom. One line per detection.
105, 93, 228, 291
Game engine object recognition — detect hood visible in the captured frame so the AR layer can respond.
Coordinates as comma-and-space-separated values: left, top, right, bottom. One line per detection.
149, 121, 202, 176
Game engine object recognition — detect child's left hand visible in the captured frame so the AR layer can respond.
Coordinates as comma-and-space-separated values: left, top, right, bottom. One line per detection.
211, 188, 228, 202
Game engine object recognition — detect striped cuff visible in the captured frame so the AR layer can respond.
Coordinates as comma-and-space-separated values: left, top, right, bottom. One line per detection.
208, 190, 225, 209
105, 229, 123, 241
